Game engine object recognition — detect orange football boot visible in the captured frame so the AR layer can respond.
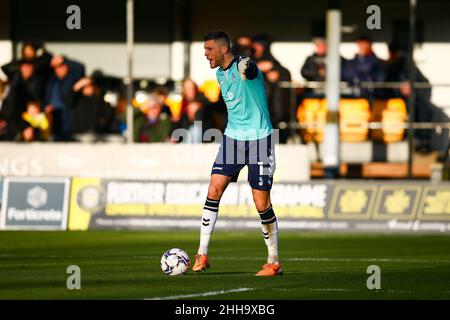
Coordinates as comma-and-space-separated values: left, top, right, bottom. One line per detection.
192, 254, 210, 272
255, 262, 283, 276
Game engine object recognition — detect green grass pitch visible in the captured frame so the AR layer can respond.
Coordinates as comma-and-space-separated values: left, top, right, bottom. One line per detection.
1, 230, 450, 299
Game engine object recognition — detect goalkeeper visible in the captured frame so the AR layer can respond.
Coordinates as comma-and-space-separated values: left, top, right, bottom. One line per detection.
192, 31, 282, 276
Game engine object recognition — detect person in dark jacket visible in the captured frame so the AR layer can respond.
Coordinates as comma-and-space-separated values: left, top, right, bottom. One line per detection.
44, 56, 85, 141
1, 61, 44, 140
1, 42, 53, 84
251, 34, 283, 74
301, 37, 327, 82
231, 35, 255, 57
68, 77, 112, 141
134, 95, 172, 143
342, 34, 385, 99
251, 34, 292, 143
384, 42, 449, 153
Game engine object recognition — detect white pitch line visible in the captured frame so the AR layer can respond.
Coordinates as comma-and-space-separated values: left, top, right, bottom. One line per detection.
132, 255, 450, 264
308, 288, 355, 292
231, 256, 450, 263
286, 257, 450, 263
147, 287, 255, 300
198, 256, 450, 264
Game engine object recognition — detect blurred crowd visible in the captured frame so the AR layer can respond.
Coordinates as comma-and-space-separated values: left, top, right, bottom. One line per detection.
0, 35, 446, 149
0, 42, 122, 142
0, 41, 231, 144
233, 33, 447, 151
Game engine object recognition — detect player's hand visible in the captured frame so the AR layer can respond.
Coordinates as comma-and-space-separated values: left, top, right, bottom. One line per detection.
238, 57, 251, 80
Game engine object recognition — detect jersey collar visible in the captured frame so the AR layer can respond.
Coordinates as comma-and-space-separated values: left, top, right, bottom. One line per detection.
221, 56, 238, 71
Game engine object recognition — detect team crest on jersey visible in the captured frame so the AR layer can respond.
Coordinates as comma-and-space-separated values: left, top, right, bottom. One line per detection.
232, 72, 236, 82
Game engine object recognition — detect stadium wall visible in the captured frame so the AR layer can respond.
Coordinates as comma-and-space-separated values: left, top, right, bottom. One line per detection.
0, 144, 450, 233
1, 176, 450, 233
0, 143, 310, 181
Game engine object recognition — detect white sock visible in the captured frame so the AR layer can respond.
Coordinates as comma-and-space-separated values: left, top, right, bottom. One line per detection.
198, 198, 219, 255
259, 206, 279, 263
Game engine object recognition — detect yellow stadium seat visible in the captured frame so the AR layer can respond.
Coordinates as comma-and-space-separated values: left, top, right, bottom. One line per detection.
297, 98, 326, 143
165, 93, 182, 119
199, 80, 221, 103
338, 99, 370, 142
371, 99, 407, 143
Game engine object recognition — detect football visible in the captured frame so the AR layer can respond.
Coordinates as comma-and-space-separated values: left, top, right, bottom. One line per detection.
160, 248, 190, 276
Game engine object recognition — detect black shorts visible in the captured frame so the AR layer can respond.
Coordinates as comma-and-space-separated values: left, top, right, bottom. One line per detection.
211, 133, 276, 191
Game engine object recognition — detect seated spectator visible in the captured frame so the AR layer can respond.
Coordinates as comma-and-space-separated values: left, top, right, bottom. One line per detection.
152, 86, 173, 118
231, 35, 254, 57
251, 34, 292, 143
301, 37, 327, 82
68, 77, 112, 141
0, 81, 11, 140
14, 61, 45, 102
1, 41, 53, 84
0, 79, 10, 113
1, 61, 45, 140
384, 42, 430, 99
180, 79, 209, 121
174, 97, 215, 143
0, 113, 9, 141
176, 101, 204, 143
342, 34, 385, 99
385, 42, 448, 153
134, 95, 172, 143
44, 55, 85, 141
252, 34, 279, 72
21, 100, 50, 142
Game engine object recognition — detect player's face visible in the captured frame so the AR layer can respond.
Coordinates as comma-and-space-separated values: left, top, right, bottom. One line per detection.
204, 40, 224, 69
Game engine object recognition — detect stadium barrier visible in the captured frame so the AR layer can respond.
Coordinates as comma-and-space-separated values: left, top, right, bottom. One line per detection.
66, 179, 450, 232
1, 177, 450, 232
0, 144, 450, 233
0, 143, 310, 181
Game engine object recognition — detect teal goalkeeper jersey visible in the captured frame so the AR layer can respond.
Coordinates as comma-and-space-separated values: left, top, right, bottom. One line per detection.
216, 57, 273, 141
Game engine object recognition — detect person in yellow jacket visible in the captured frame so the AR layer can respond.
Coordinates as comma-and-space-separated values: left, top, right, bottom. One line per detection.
22, 100, 50, 141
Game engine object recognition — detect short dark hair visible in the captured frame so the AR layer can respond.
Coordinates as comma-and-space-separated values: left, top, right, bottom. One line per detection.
356, 33, 373, 43
203, 31, 231, 49
26, 100, 41, 108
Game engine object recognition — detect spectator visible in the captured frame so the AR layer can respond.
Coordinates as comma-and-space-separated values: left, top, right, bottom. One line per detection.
252, 35, 278, 71
0, 79, 10, 113
134, 95, 172, 143
152, 86, 173, 118
67, 77, 112, 142
21, 100, 50, 142
1, 42, 53, 84
0, 81, 9, 140
44, 55, 85, 141
180, 79, 209, 120
0, 113, 8, 141
251, 34, 292, 143
385, 42, 449, 153
301, 37, 327, 82
175, 101, 204, 143
231, 35, 254, 57
1, 61, 45, 140
342, 34, 385, 99
174, 97, 215, 143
